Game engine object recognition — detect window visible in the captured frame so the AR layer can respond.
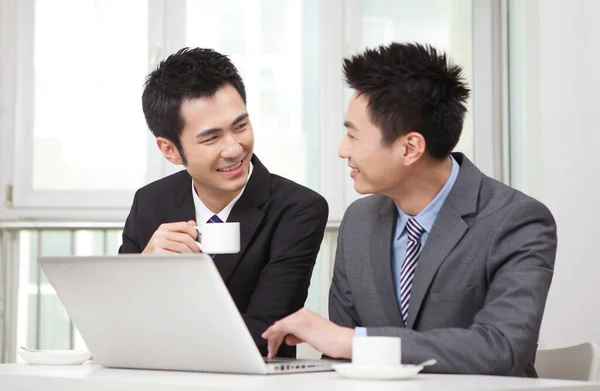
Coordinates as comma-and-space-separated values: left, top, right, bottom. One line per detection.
31, 0, 149, 192
186, 0, 321, 190
6, 0, 154, 214
1, 0, 479, 219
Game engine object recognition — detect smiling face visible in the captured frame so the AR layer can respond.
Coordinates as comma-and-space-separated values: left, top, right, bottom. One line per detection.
157, 84, 254, 200
339, 92, 413, 195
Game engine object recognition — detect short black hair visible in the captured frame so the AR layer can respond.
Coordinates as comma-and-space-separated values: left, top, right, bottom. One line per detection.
343, 42, 470, 159
142, 47, 246, 163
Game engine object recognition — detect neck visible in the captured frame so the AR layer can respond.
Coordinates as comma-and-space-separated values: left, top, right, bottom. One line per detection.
193, 183, 241, 215
388, 155, 453, 216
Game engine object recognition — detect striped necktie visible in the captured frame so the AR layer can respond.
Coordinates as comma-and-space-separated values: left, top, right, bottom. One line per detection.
399, 218, 426, 324
206, 214, 223, 257
207, 214, 223, 224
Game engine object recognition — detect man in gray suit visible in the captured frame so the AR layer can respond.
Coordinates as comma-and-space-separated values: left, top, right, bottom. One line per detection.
262, 42, 557, 377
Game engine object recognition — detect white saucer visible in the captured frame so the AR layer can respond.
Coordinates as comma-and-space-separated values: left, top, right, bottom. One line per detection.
332, 362, 424, 380
18, 349, 92, 365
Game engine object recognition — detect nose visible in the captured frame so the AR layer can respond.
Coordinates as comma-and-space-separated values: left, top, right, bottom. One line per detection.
221, 133, 243, 159
339, 137, 350, 159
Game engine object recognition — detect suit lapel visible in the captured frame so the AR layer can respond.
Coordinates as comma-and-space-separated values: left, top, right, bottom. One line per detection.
405, 205, 468, 328
369, 198, 405, 327
172, 172, 196, 223
213, 155, 268, 283
406, 153, 482, 328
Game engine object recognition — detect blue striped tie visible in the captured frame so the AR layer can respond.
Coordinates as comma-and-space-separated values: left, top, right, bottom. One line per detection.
399, 218, 426, 324
207, 215, 223, 224
206, 214, 223, 258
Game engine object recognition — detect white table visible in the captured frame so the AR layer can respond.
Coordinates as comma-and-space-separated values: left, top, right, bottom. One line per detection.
1, 364, 599, 391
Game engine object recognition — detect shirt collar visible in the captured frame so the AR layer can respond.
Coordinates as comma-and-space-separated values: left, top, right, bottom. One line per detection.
395, 155, 460, 239
192, 162, 254, 224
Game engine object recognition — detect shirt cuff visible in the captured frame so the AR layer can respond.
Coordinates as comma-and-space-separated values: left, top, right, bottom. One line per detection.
354, 327, 368, 337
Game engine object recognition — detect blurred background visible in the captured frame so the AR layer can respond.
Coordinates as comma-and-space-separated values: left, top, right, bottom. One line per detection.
1, 0, 598, 362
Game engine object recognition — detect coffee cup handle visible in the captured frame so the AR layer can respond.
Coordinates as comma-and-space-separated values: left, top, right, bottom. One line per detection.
194, 226, 204, 252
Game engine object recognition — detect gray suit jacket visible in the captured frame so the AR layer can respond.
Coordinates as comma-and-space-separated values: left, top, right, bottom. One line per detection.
329, 153, 557, 377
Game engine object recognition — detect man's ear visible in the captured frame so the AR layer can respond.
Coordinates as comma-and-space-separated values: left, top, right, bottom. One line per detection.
398, 131, 426, 166
156, 137, 184, 165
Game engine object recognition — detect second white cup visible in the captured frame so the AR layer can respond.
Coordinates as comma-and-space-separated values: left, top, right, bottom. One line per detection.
352, 336, 402, 367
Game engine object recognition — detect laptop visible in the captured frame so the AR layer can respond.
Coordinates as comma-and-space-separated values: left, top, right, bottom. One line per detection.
38, 254, 333, 374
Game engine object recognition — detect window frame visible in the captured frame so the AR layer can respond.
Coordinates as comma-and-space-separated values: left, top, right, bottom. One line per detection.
0, 0, 178, 221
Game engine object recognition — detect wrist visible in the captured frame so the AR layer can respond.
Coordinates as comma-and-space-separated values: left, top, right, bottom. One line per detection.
336, 327, 354, 359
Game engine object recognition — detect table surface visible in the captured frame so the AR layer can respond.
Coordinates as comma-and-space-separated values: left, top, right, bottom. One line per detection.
1, 363, 599, 391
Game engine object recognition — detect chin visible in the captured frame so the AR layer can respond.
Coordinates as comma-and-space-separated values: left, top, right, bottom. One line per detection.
354, 178, 381, 195
353, 183, 370, 195
221, 179, 247, 193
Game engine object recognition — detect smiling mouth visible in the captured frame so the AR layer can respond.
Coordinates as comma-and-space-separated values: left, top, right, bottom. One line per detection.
217, 160, 243, 172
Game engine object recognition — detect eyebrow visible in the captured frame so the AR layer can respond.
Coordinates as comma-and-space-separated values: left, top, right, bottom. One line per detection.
195, 113, 250, 139
231, 113, 249, 127
343, 121, 359, 131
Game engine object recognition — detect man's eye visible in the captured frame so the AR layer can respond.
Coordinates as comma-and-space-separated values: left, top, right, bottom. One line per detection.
202, 136, 218, 143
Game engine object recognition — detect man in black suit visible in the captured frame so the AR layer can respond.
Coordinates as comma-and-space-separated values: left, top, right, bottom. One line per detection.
119, 48, 329, 358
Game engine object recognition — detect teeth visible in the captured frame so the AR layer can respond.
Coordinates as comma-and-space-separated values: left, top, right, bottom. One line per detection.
219, 162, 241, 172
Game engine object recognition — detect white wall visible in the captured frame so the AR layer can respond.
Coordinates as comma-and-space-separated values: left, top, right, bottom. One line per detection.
511, 0, 600, 348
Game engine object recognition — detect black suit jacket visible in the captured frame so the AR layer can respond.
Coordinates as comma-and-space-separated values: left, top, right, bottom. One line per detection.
119, 155, 329, 357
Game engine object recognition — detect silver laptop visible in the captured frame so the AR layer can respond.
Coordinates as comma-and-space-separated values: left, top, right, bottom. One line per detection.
38, 254, 333, 374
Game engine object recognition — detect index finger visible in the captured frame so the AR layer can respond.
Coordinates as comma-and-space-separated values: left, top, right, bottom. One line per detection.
267, 333, 286, 359
159, 221, 198, 239
261, 325, 275, 339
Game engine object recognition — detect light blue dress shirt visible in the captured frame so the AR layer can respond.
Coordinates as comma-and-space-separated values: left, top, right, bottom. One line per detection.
355, 156, 460, 336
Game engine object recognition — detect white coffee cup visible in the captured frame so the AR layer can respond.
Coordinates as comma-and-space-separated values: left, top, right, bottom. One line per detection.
352, 336, 402, 367
194, 222, 240, 254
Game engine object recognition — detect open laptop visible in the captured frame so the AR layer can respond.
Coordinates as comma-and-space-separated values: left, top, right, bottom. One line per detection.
38, 254, 333, 374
